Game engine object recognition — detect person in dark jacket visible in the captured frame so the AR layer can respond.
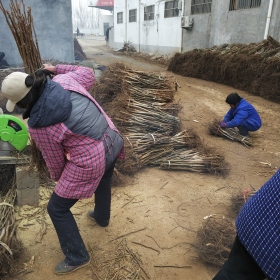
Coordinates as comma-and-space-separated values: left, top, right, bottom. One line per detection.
105, 27, 110, 43
0, 52, 9, 69
213, 169, 280, 280
220, 92, 262, 137
1, 64, 124, 275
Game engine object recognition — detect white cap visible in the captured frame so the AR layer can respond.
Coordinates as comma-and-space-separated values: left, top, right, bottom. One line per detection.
1, 72, 31, 112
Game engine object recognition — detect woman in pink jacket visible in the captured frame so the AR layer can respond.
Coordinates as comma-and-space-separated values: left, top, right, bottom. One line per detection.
1, 64, 124, 274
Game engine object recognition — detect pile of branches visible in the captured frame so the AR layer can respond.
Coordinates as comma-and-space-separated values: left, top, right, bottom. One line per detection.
93, 63, 229, 176
117, 43, 171, 67
115, 100, 180, 135
168, 36, 280, 104
0, 186, 23, 276
158, 147, 228, 175
0, 0, 42, 74
196, 215, 236, 267
93, 63, 179, 135
89, 239, 150, 280
118, 41, 137, 53
208, 120, 253, 148
210, 36, 280, 59
124, 131, 228, 175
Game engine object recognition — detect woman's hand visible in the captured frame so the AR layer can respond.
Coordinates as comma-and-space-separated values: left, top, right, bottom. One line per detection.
220, 120, 227, 128
43, 64, 56, 73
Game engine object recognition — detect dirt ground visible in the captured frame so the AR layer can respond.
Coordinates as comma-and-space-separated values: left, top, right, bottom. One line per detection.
6, 35, 280, 280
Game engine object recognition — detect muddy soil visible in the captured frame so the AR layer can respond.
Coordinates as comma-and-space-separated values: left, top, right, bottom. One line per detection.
6, 35, 279, 280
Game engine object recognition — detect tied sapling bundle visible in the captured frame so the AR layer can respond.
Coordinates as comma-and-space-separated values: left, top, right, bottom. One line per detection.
0, 0, 42, 74
208, 120, 253, 148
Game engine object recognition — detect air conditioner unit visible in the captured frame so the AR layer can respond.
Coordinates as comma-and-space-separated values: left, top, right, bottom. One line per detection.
181, 16, 193, 29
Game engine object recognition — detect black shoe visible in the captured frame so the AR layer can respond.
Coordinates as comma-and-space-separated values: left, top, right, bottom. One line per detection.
238, 132, 250, 138
87, 210, 109, 227
54, 259, 90, 275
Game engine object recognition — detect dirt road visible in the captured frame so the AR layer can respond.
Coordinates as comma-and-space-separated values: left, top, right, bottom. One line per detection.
8, 36, 279, 280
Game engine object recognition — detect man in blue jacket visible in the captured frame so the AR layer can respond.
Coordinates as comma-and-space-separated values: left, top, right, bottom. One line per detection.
220, 92, 262, 137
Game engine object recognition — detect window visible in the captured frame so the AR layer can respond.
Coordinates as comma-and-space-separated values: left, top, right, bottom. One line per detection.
229, 0, 261, 10
191, 0, 212, 15
144, 5, 154, 21
164, 1, 180, 18
129, 9, 137, 22
117, 12, 123, 23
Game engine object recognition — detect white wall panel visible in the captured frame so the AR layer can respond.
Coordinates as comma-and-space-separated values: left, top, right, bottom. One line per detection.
114, 0, 182, 55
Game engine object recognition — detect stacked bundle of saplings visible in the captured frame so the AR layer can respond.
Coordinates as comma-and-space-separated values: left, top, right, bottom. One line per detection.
125, 131, 227, 175
93, 63, 229, 176
0, 0, 42, 74
168, 36, 280, 104
0, 0, 43, 276
208, 119, 253, 148
0, 185, 23, 276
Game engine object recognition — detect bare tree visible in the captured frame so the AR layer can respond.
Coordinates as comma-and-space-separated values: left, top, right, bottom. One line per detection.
72, 0, 101, 29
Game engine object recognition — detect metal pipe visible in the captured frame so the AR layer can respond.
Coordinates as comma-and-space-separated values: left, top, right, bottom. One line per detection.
180, 0, 185, 53
264, 0, 274, 39
138, 0, 141, 52
125, 0, 128, 42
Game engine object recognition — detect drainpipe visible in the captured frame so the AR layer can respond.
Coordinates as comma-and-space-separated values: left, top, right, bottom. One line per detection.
138, 0, 141, 52
125, 0, 128, 42
180, 0, 185, 53
264, 0, 274, 39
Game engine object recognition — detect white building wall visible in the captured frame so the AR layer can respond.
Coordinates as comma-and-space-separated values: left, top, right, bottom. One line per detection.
126, 1, 139, 45
114, 0, 183, 55
114, 0, 127, 48
180, 0, 280, 52
113, 0, 280, 56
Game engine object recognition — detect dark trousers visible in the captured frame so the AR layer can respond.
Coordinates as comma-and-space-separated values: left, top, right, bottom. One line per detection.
213, 235, 267, 280
237, 126, 249, 136
93, 161, 115, 223
47, 162, 116, 266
